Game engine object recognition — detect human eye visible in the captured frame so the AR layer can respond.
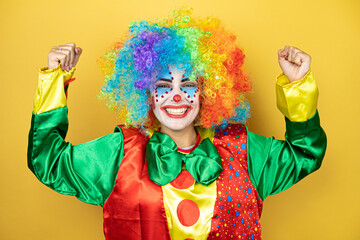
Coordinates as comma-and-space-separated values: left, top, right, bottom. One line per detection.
156, 83, 170, 88
183, 82, 197, 88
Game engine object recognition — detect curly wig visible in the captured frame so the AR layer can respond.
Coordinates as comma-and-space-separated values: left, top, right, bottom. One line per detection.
98, 7, 252, 130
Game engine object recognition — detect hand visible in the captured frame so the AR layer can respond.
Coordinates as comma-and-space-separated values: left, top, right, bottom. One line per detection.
48, 43, 82, 71
278, 46, 311, 83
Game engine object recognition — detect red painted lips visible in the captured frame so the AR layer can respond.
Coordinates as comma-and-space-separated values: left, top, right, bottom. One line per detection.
160, 105, 193, 119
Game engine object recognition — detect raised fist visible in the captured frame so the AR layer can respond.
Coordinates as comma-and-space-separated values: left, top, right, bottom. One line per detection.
278, 46, 311, 83
48, 43, 82, 71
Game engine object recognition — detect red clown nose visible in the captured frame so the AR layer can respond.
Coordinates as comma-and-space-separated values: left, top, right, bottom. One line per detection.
173, 94, 181, 102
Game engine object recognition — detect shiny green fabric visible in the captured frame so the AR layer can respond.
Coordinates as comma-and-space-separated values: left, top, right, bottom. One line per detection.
27, 107, 124, 206
247, 110, 327, 201
146, 131, 223, 186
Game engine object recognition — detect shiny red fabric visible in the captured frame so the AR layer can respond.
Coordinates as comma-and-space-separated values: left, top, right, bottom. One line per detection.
103, 125, 264, 239
103, 127, 170, 240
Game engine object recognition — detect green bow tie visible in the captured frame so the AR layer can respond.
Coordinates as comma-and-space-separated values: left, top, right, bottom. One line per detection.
146, 131, 223, 187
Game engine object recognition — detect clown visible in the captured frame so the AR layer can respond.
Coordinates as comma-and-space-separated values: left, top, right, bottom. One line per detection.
28, 7, 326, 240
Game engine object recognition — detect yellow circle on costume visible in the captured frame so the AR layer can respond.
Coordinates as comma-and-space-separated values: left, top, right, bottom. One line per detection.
236, 188, 238, 191
216, 233, 219, 237
244, 210, 246, 213
224, 223, 227, 227
218, 191, 221, 195
255, 227, 258, 231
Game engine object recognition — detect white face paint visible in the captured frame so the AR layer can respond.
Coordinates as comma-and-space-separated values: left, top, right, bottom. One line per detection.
151, 65, 200, 131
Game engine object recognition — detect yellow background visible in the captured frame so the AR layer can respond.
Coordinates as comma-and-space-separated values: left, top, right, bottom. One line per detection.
1, 0, 359, 239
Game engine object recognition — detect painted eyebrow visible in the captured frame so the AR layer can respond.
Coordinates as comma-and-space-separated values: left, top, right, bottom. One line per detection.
157, 78, 197, 83
157, 78, 172, 83
182, 78, 199, 83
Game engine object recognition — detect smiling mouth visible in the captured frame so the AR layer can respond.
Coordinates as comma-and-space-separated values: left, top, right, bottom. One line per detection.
160, 105, 193, 118
165, 108, 188, 115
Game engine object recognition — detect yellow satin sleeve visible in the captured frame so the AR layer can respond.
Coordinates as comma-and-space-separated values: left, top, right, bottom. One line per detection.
276, 70, 318, 122
33, 64, 75, 115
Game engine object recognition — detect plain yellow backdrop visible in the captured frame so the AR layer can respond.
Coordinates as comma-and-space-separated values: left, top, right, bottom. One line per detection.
1, 0, 359, 239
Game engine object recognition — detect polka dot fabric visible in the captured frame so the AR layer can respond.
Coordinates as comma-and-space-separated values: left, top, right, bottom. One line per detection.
208, 124, 263, 240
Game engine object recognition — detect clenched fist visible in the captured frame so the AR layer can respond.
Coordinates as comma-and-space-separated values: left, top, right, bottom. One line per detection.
48, 43, 82, 71
278, 46, 311, 83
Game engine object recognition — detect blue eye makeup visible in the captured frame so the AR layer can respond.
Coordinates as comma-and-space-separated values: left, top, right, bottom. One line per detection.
180, 85, 198, 99
155, 68, 174, 96
155, 85, 172, 96
155, 66, 198, 99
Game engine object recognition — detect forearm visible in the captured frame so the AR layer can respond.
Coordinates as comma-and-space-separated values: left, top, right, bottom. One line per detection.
247, 71, 327, 201
276, 70, 318, 122
33, 64, 75, 114
28, 66, 124, 205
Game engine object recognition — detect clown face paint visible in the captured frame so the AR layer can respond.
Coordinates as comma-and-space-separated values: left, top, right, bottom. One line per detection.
151, 65, 200, 131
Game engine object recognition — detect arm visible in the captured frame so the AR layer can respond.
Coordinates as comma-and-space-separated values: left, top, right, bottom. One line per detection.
247, 111, 326, 201
28, 45, 124, 206
247, 47, 327, 201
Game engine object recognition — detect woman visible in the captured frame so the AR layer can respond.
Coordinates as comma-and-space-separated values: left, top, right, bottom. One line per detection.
28, 8, 326, 240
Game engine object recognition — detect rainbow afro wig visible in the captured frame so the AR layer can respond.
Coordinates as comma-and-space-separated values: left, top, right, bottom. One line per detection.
98, 7, 252, 129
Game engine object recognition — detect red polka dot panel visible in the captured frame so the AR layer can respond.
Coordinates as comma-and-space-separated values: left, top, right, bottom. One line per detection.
208, 124, 263, 240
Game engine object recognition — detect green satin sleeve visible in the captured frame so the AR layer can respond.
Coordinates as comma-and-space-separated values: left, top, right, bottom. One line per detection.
247, 111, 327, 201
27, 107, 124, 206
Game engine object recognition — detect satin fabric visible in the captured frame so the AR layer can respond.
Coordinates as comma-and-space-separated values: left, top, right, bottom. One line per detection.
28, 107, 124, 205
161, 129, 218, 240
33, 64, 75, 114
247, 110, 327, 200
146, 131, 222, 186
208, 124, 263, 239
162, 180, 217, 240
28, 65, 327, 240
276, 70, 318, 122
28, 108, 326, 239
103, 127, 170, 240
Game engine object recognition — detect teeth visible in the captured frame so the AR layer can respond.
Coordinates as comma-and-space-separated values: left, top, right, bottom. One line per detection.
165, 108, 188, 115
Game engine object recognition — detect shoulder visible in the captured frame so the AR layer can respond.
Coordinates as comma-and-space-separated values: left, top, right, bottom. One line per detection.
214, 124, 247, 140
213, 124, 249, 166
212, 124, 248, 153
114, 125, 149, 148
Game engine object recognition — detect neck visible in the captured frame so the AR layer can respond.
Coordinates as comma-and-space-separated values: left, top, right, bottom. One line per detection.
160, 124, 197, 149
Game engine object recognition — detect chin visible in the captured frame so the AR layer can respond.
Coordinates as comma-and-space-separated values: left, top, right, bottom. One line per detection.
156, 110, 199, 132
161, 121, 193, 131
